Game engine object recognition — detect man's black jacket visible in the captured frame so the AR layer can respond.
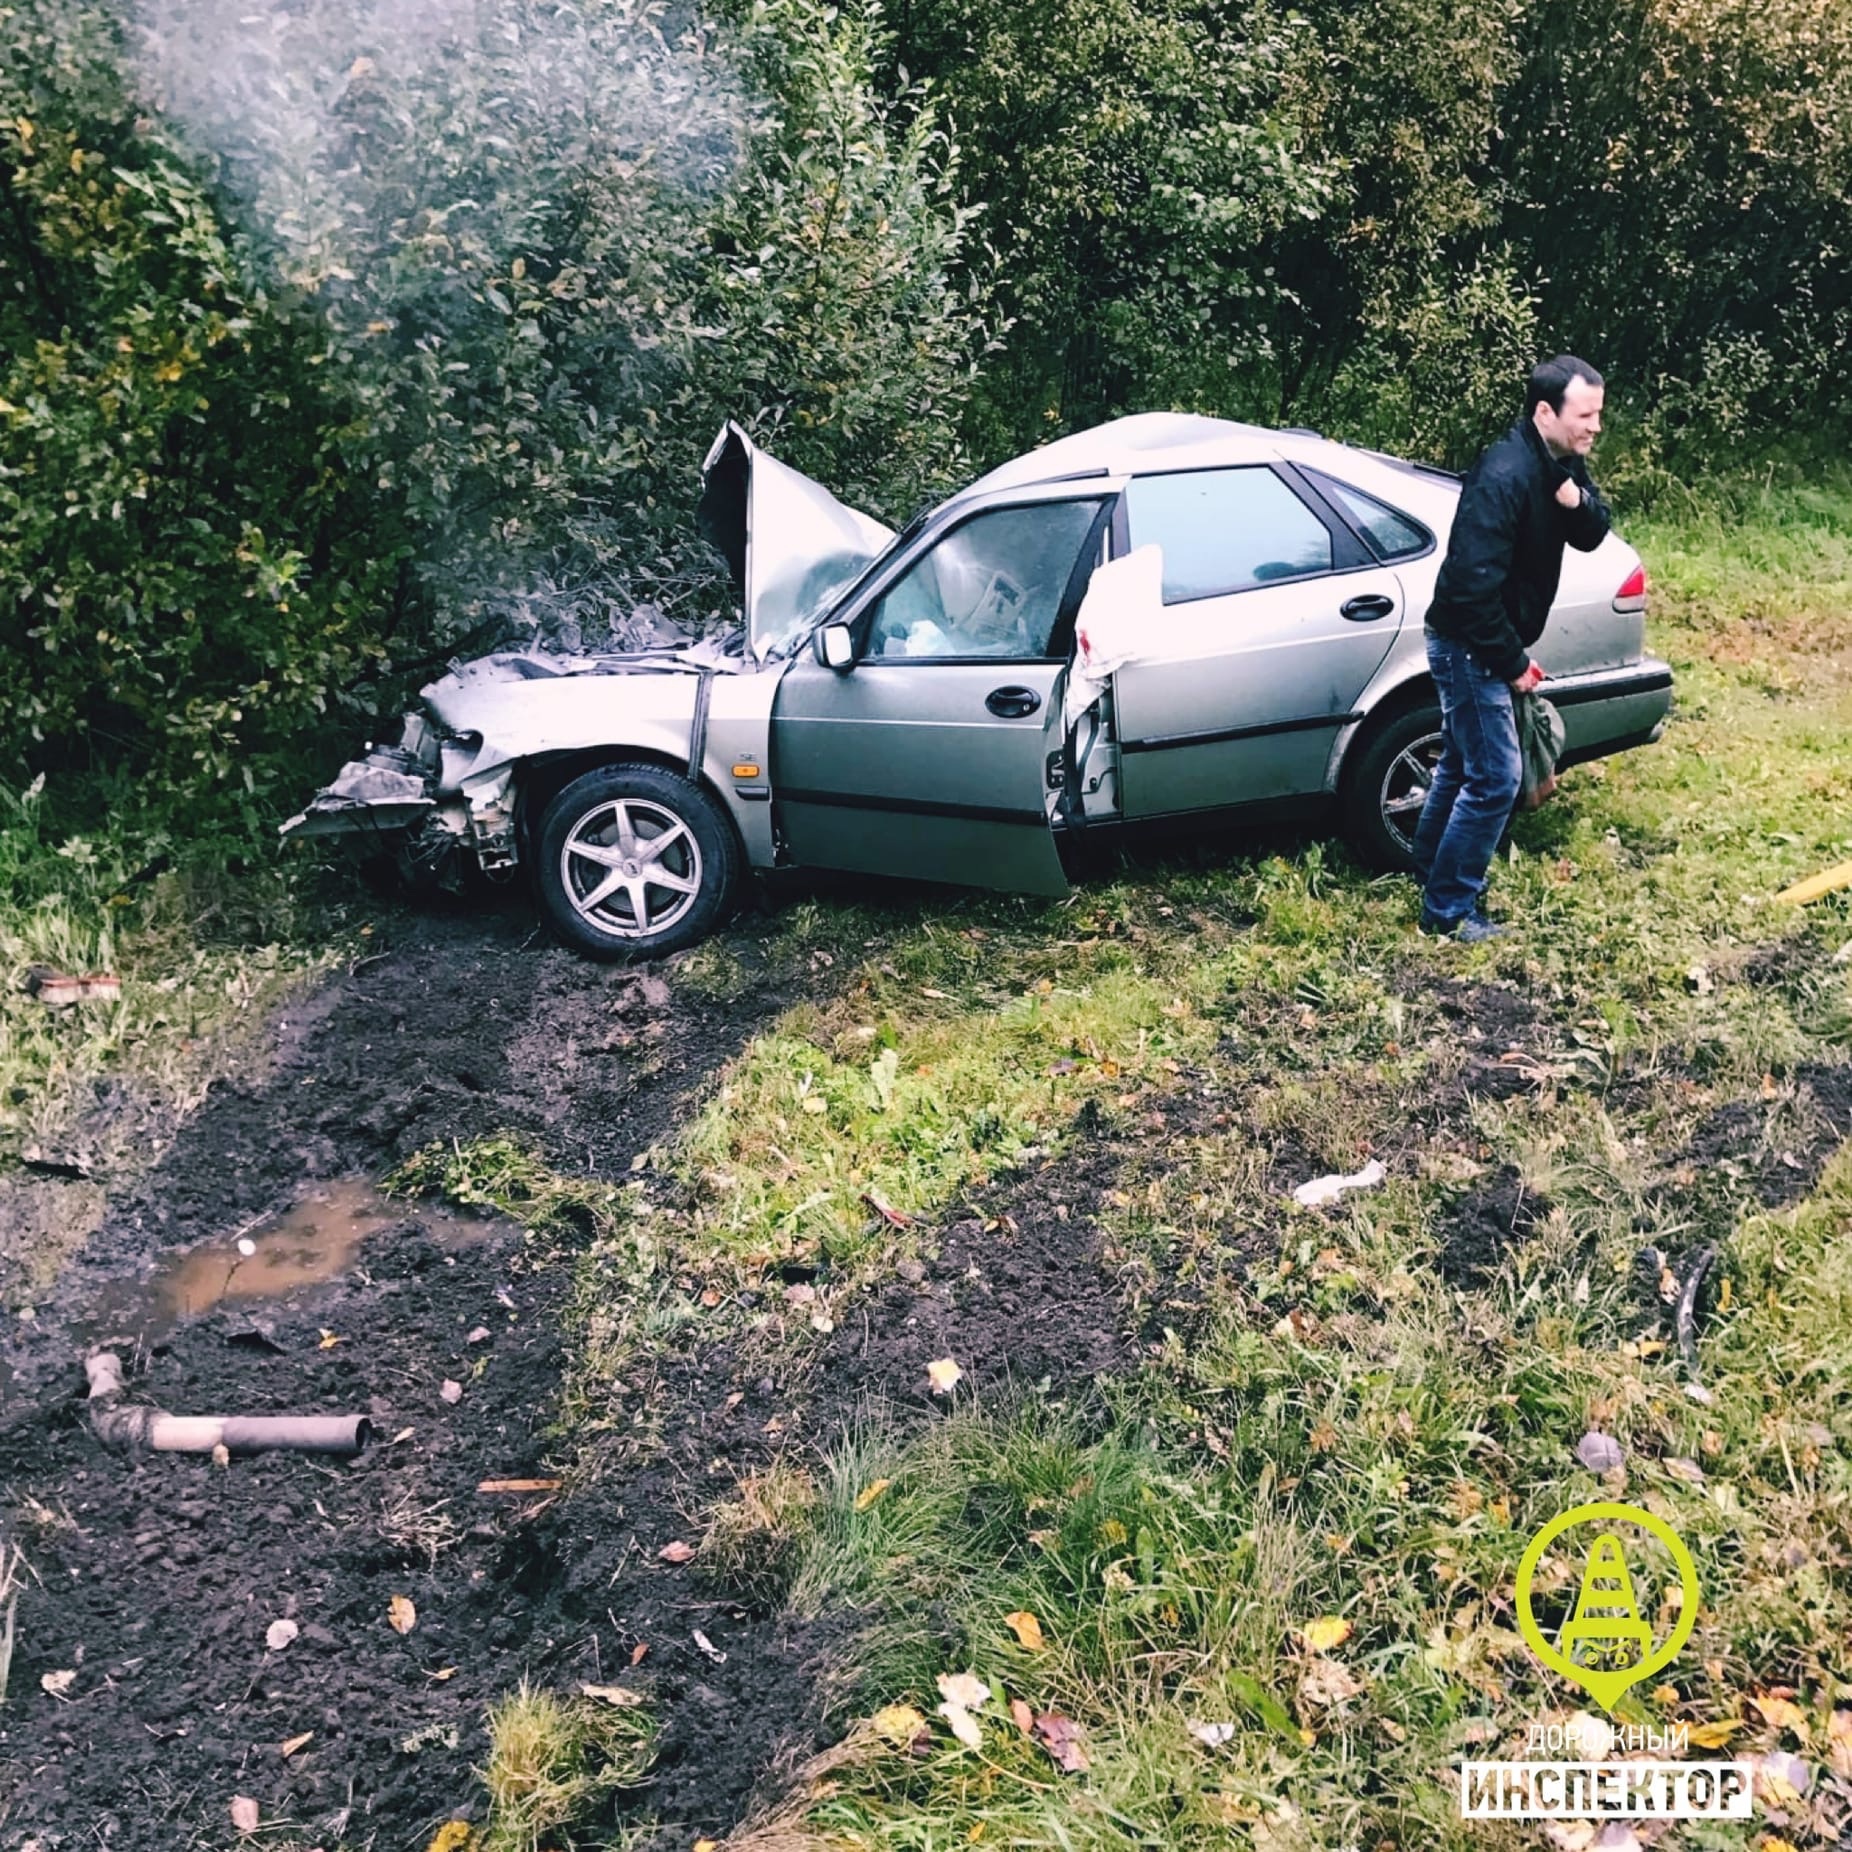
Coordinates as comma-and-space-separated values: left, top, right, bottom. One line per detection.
1424, 418, 1612, 682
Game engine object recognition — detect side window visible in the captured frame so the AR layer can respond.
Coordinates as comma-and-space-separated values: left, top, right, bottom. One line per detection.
1307, 470, 1432, 560
1124, 468, 1334, 604
867, 501, 1104, 660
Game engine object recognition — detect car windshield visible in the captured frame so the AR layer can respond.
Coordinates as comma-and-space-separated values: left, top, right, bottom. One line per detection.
762, 516, 925, 659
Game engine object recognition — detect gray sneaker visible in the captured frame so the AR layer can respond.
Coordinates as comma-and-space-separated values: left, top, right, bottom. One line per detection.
1419, 909, 1507, 943
1454, 912, 1508, 943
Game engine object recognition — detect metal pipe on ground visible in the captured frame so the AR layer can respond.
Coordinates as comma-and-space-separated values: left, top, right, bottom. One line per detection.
84, 1351, 372, 1456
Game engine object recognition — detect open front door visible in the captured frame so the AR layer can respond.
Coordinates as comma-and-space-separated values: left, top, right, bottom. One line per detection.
770, 492, 1118, 896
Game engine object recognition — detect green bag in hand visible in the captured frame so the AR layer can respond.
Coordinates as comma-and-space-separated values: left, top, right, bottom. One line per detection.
1515, 691, 1566, 810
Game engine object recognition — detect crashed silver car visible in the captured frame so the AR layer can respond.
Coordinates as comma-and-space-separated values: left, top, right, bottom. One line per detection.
285, 415, 1672, 958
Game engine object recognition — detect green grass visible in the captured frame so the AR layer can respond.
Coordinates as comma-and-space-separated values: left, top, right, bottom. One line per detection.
10, 467, 1851, 1848
542, 471, 1852, 1848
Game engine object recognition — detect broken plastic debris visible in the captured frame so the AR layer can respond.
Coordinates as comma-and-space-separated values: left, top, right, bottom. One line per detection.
1291, 1160, 1386, 1208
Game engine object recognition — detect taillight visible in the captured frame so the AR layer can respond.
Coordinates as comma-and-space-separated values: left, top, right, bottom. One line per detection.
1612, 564, 1648, 612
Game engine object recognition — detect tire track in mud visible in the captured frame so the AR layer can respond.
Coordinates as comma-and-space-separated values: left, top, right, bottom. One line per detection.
0, 904, 825, 1851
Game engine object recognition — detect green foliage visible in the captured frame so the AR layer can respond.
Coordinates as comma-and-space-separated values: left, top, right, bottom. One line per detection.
893, 0, 1338, 442
2, 0, 998, 831
5, 0, 1852, 855
0, 5, 401, 806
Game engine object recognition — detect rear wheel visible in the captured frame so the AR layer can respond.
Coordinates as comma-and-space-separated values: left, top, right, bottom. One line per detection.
534, 763, 737, 960
1342, 702, 1445, 873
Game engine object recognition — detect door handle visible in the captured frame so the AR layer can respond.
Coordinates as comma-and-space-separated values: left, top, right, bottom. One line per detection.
1340, 593, 1396, 622
985, 685, 1042, 719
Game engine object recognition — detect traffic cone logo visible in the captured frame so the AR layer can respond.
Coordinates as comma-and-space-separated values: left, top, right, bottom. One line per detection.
1514, 1503, 1701, 1713
1559, 1533, 1654, 1682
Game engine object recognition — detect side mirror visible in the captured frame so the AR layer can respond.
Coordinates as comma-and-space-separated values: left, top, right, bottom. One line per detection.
815, 623, 855, 671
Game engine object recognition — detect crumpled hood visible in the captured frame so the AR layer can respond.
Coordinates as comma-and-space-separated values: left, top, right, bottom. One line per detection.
418, 637, 742, 730
698, 421, 895, 659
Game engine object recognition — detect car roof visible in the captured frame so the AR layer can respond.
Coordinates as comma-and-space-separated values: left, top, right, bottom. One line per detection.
956, 412, 1462, 517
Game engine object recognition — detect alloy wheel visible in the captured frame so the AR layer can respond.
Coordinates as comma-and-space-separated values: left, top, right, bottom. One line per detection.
559, 796, 704, 940
1379, 729, 1444, 858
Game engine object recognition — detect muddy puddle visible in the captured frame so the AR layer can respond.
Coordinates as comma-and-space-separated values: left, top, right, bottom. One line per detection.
80, 1176, 517, 1343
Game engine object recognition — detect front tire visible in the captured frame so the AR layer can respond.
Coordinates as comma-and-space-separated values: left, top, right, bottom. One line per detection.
534, 763, 737, 960
1342, 702, 1445, 873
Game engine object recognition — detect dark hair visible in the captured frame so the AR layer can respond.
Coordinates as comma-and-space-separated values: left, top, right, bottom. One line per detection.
1527, 354, 1604, 417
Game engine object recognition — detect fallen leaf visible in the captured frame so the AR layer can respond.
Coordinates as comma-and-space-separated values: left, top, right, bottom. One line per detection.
1189, 1720, 1237, 1747
861, 1190, 915, 1228
440, 1379, 463, 1405
629, 1642, 648, 1666
872, 1702, 929, 1746
937, 1672, 991, 1711
280, 1731, 314, 1757
230, 1795, 260, 1834
1003, 1610, 1046, 1651
1299, 1616, 1353, 1654
40, 1669, 76, 1697
1575, 1431, 1625, 1473
1033, 1712, 1091, 1773
938, 1699, 984, 1749
692, 1629, 727, 1664
318, 1329, 342, 1350
478, 1478, 562, 1495
389, 1595, 417, 1635
466, 1326, 491, 1344
1010, 1697, 1035, 1735
581, 1684, 645, 1707
1298, 1658, 1364, 1707
1750, 1694, 1810, 1738
1664, 1456, 1706, 1486
426, 1826, 474, 1852
927, 1357, 964, 1395
1829, 1709, 1852, 1779
265, 1618, 300, 1652
1750, 1749, 1811, 1805
428, 1667, 459, 1681
211, 1442, 231, 1468
1687, 1719, 1742, 1749
854, 1478, 894, 1512
389, 1427, 415, 1445
658, 1539, 697, 1564
694, 1842, 719, 1852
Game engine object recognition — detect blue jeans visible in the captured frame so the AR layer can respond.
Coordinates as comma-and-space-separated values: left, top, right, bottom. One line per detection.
1413, 632, 1522, 924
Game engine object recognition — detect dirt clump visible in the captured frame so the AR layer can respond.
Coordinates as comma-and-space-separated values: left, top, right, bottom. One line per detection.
1679, 1061, 1852, 1210
1434, 1164, 1551, 1286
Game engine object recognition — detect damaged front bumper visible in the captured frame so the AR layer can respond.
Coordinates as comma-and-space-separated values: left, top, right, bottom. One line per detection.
281, 710, 521, 881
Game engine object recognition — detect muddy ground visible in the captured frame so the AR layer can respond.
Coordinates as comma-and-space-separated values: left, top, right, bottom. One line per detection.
0, 900, 1164, 1852
0, 901, 1836, 1850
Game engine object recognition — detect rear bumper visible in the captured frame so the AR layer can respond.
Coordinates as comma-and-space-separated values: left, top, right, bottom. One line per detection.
1547, 659, 1673, 766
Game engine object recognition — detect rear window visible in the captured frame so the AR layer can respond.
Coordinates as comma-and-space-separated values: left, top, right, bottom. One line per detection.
1307, 470, 1433, 560
1124, 468, 1334, 604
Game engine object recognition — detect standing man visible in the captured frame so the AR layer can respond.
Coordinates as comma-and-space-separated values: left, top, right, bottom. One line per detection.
1413, 355, 1612, 940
